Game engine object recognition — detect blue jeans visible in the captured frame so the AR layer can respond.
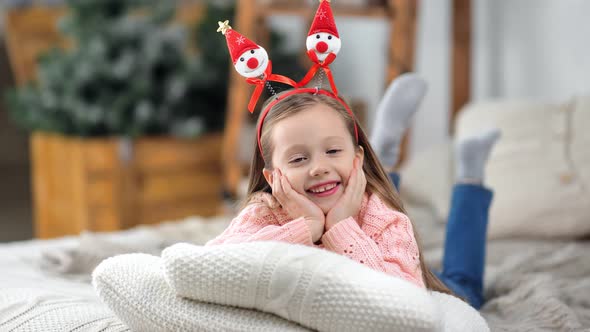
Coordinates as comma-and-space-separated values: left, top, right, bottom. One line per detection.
389, 173, 491, 309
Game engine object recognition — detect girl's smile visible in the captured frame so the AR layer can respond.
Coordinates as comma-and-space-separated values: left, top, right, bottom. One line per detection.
306, 181, 341, 197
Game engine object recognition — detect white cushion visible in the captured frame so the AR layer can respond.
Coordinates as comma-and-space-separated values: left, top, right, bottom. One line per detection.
456, 97, 590, 239
163, 242, 488, 332
401, 96, 590, 239
399, 139, 454, 225
430, 291, 489, 332
570, 95, 590, 201
92, 253, 308, 332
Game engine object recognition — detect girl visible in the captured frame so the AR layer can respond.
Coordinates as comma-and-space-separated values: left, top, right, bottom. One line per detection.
207, 74, 500, 310
212, 0, 499, 307
208, 76, 497, 308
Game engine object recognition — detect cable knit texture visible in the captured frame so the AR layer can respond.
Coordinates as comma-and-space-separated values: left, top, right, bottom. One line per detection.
90, 246, 489, 332
207, 193, 424, 288
92, 254, 308, 332
162, 242, 489, 332
0, 288, 128, 331
163, 242, 437, 332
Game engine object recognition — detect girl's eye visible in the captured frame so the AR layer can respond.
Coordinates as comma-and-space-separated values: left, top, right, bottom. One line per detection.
327, 149, 341, 155
289, 157, 306, 164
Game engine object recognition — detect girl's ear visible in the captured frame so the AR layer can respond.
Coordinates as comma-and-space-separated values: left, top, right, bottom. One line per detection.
262, 168, 273, 186
356, 145, 365, 166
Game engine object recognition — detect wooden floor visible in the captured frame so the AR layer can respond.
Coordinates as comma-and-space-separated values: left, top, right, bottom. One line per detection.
0, 165, 33, 242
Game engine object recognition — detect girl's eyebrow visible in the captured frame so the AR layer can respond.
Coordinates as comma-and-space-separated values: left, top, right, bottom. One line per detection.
281, 136, 347, 157
282, 144, 307, 157
323, 135, 347, 143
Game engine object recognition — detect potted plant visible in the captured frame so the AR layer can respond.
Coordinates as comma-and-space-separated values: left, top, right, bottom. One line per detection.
4, 0, 231, 238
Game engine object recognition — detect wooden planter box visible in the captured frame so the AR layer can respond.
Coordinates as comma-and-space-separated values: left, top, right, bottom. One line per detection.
31, 132, 223, 239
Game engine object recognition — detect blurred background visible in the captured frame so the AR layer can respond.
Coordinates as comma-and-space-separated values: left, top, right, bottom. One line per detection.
0, 0, 587, 242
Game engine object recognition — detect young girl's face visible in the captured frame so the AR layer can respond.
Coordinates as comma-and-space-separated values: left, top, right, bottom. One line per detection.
263, 104, 363, 213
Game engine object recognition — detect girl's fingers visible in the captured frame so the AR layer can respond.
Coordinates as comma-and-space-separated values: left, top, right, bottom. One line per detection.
345, 160, 358, 197
279, 172, 294, 198
272, 170, 287, 206
356, 166, 366, 201
279, 171, 303, 210
350, 159, 364, 202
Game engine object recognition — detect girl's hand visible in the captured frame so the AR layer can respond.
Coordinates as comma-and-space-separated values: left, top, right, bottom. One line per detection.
271, 169, 325, 242
325, 158, 367, 231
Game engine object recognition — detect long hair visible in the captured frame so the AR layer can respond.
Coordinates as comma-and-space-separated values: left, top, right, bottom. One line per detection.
244, 91, 454, 296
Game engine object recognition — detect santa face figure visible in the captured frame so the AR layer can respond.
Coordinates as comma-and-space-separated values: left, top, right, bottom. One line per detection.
233, 47, 269, 78
306, 32, 341, 62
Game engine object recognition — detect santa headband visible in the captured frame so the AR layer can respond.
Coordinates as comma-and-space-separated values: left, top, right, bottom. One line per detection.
217, 0, 356, 157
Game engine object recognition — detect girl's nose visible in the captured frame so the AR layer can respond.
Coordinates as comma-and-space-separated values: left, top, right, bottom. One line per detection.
247, 57, 259, 69
315, 41, 328, 53
310, 163, 330, 177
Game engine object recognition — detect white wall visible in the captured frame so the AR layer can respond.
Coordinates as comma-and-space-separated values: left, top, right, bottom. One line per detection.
415, 0, 590, 155
473, 0, 590, 101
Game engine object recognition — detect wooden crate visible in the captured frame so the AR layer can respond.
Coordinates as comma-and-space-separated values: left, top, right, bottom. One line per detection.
31, 132, 223, 239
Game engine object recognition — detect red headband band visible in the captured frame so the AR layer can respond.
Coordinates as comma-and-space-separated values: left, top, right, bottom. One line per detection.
257, 88, 359, 159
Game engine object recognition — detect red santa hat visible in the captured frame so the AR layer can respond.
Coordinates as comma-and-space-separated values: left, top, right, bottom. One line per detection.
307, 0, 339, 38
220, 24, 260, 64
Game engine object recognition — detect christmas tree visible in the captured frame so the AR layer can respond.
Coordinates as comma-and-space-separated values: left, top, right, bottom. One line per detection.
5, 0, 303, 138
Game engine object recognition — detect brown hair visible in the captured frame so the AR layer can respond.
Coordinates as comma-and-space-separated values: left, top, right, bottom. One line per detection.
244, 91, 454, 296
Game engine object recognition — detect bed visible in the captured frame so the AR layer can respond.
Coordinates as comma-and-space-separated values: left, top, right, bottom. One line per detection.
3, 51, 590, 332
2, 97, 590, 331
1, 190, 589, 331
4, 93, 590, 331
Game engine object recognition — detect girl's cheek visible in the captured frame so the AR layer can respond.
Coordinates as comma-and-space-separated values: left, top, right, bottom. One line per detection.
289, 175, 306, 194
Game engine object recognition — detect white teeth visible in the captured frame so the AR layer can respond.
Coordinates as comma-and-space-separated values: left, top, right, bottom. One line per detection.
309, 183, 337, 193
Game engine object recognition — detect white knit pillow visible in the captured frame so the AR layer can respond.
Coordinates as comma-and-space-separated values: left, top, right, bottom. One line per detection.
163, 242, 451, 332
430, 291, 489, 332
401, 97, 590, 239
92, 253, 308, 332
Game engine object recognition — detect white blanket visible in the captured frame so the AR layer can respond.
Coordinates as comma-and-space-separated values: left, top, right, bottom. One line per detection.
1, 210, 589, 331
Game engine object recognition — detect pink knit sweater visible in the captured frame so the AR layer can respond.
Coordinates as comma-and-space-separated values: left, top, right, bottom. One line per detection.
206, 192, 425, 288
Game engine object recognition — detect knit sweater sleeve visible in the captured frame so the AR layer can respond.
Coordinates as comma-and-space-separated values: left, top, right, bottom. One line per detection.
206, 203, 313, 246
321, 209, 425, 289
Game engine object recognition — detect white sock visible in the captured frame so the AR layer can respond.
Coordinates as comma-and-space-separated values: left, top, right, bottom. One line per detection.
162, 242, 437, 332
455, 128, 501, 183
370, 73, 427, 167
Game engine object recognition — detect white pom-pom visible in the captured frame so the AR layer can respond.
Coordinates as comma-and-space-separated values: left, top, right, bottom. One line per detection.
306, 32, 341, 62
234, 46, 270, 78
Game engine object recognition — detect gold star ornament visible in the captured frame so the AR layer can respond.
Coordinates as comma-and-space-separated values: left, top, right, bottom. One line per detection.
217, 20, 232, 35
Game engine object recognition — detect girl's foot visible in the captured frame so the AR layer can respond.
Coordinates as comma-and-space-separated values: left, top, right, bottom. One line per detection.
370, 73, 427, 169
455, 128, 501, 184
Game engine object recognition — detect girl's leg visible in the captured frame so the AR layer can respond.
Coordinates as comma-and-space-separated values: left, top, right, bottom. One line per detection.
388, 172, 401, 191
436, 184, 492, 309
436, 128, 501, 310
370, 73, 426, 170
